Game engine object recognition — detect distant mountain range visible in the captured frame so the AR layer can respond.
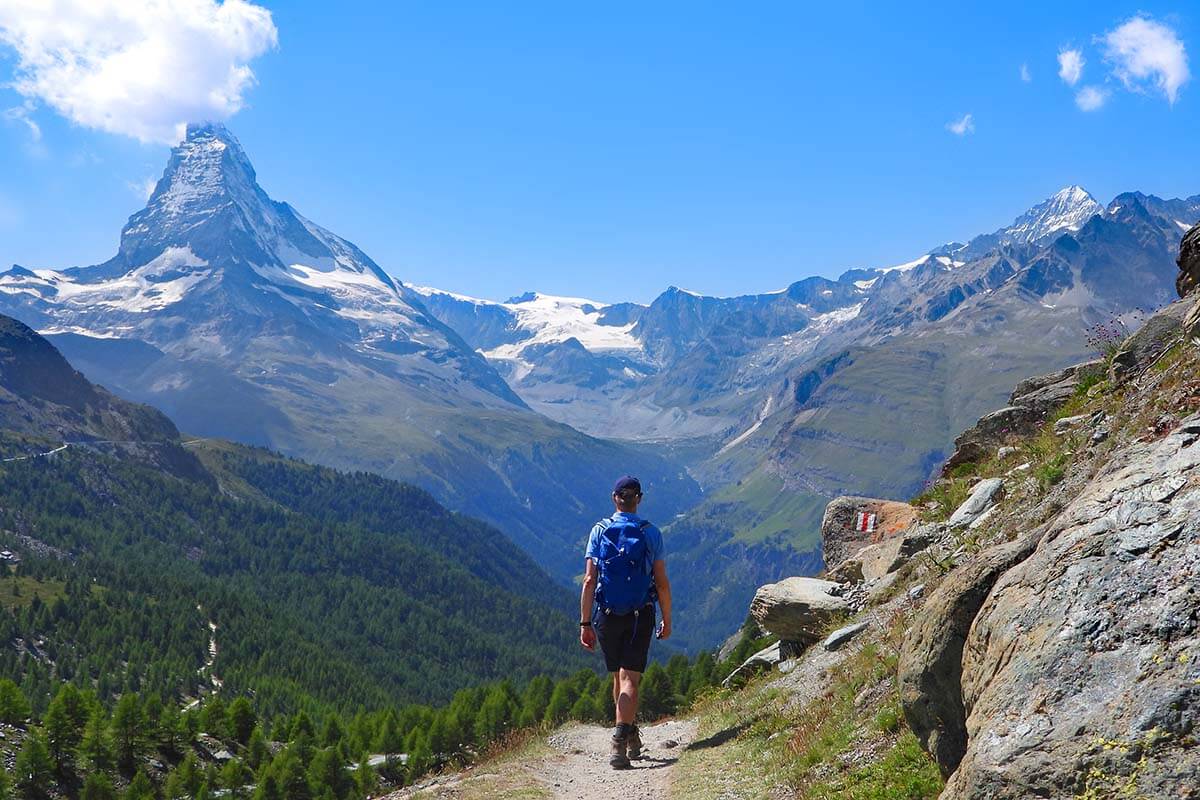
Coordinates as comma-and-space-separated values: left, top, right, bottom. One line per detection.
0, 124, 699, 583
2, 124, 1196, 649
414, 182, 1198, 647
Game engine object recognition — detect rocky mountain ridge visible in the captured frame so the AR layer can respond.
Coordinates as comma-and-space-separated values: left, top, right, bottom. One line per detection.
0, 123, 700, 582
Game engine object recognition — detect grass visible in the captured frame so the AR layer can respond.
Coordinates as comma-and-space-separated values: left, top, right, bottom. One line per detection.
409, 732, 554, 800
672, 612, 942, 800
0, 575, 66, 609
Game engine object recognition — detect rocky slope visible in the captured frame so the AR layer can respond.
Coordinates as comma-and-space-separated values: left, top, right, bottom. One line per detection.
0, 124, 700, 581
691, 224, 1200, 797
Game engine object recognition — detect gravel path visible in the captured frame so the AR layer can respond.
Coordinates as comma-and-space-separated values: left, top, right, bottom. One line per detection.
539, 719, 697, 800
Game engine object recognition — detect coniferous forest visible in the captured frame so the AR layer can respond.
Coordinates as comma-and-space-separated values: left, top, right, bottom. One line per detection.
0, 433, 757, 798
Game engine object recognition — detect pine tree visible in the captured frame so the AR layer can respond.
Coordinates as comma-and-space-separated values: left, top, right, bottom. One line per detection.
122, 771, 154, 800
227, 697, 257, 745
81, 773, 116, 800
43, 683, 86, 776
0, 680, 31, 725
13, 729, 54, 800
110, 694, 146, 771
77, 711, 116, 775
200, 696, 228, 740
305, 748, 350, 800
542, 683, 574, 726
246, 725, 270, 770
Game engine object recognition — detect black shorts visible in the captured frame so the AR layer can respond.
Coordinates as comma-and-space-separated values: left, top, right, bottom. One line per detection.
594, 604, 655, 673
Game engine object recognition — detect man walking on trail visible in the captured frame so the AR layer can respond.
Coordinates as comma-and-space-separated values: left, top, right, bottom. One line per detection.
579, 475, 673, 770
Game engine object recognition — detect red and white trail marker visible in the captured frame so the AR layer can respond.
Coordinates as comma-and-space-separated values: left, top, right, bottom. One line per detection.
854, 511, 877, 533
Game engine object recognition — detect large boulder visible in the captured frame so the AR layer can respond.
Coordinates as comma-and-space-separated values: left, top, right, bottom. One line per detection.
1109, 297, 1191, 383
898, 526, 1046, 777
943, 360, 1102, 474
749, 577, 849, 643
820, 496, 918, 569
1178, 221, 1200, 297
940, 414, 1200, 798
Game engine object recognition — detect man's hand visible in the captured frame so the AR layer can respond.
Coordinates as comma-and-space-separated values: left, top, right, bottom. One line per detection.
657, 618, 672, 640
580, 625, 596, 651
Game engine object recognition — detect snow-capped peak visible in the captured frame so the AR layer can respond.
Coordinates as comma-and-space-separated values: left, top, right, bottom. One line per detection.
1001, 185, 1102, 244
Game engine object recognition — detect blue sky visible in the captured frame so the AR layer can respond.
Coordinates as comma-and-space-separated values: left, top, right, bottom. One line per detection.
1, 1, 1197, 304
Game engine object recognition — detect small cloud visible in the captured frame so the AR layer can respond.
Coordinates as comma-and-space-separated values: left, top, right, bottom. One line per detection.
1100, 15, 1190, 104
0, 0, 278, 145
3, 101, 41, 142
946, 113, 975, 136
1020, 63, 1032, 83
1058, 48, 1085, 86
1075, 85, 1109, 111
127, 177, 159, 200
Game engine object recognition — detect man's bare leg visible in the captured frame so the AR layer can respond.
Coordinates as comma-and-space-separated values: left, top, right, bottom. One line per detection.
616, 668, 641, 723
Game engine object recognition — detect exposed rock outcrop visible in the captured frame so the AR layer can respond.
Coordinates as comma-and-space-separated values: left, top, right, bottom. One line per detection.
820, 496, 918, 568
749, 577, 849, 643
945, 478, 1004, 528
942, 359, 1102, 472
943, 414, 1200, 798
898, 524, 1046, 777
1108, 297, 1190, 383
1178, 221, 1200, 297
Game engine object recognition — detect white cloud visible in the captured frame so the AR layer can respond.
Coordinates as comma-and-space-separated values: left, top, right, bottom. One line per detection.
0, 0, 278, 145
127, 176, 160, 200
1058, 48, 1085, 86
3, 100, 41, 141
1020, 63, 1032, 83
1101, 16, 1189, 104
1075, 85, 1109, 111
946, 113, 975, 136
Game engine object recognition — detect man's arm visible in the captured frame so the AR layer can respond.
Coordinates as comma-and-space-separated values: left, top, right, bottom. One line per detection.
580, 559, 598, 651
652, 559, 672, 640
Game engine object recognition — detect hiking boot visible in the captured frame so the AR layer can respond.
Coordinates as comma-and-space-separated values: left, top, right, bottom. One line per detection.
627, 725, 643, 759
609, 733, 631, 769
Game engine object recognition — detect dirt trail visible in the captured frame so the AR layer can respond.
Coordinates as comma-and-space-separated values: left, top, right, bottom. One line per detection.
540, 719, 697, 799
394, 719, 697, 800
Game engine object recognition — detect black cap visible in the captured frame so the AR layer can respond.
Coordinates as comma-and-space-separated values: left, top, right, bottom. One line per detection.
612, 475, 642, 495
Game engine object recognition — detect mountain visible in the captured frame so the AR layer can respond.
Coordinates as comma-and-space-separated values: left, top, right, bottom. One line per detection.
0, 124, 700, 581
415, 185, 1199, 649
0, 312, 588, 715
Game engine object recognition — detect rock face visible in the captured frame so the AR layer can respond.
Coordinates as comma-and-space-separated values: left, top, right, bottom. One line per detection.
898, 526, 1046, 777
749, 577, 849, 643
943, 360, 1102, 472
1109, 297, 1191, 383
821, 496, 919, 568
1178, 221, 1200, 297
940, 414, 1200, 798
856, 529, 932, 581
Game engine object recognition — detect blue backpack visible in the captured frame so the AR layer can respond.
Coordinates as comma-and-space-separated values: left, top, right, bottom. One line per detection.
594, 517, 656, 616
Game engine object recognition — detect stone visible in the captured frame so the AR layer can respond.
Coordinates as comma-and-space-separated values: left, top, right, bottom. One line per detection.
1053, 413, 1088, 435
898, 525, 1046, 778
907, 583, 926, 600
749, 577, 849, 643
721, 639, 804, 686
826, 558, 863, 584
823, 621, 869, 651
854, 529, 932, 581
996, 446, 1018, 460
1185, 296, 1200, 342
943, 360, 1102, 474
947, 478, 1004, 528
820, 496, 919, 569
943, 413, 1200, 798
1109, 297, 1190, 383
1178, 221, 1200, 297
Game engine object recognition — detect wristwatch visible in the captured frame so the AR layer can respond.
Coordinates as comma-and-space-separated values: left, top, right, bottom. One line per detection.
580, 620, 591, 627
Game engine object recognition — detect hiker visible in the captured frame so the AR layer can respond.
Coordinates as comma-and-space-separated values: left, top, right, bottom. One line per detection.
579, 475, 673, 769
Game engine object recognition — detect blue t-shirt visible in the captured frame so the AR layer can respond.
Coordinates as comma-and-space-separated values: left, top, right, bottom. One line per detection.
585, 512, 665, 564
